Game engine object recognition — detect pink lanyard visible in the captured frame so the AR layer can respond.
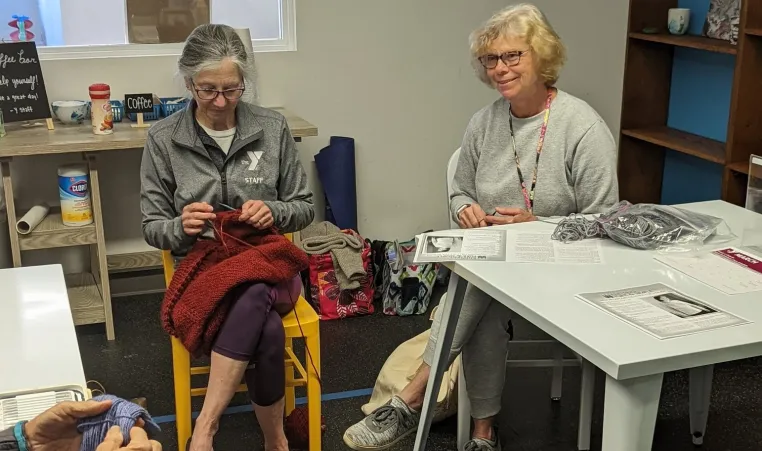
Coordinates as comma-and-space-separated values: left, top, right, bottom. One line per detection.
508, 90, 553, 213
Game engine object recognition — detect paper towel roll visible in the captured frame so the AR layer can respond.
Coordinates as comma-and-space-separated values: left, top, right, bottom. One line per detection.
232, 27, 258, 104
233, 27, 254, 54
16, 203, 50, 234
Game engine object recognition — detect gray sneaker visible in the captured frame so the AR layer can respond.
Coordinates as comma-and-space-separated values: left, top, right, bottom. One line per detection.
343, 396, 420, 450
464, 435, 501, 451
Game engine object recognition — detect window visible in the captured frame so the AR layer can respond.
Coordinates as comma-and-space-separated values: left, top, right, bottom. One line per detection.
1, 0, 296, 60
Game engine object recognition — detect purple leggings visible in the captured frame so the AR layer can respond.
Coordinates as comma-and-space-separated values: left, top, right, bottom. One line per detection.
212, 275, 302, 406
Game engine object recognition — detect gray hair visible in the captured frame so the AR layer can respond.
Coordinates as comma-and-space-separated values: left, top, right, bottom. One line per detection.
178, 24, 259, 103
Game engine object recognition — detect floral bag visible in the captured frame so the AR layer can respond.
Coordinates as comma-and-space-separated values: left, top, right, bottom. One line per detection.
307, 236, 375, 320
380, 238, 439, 316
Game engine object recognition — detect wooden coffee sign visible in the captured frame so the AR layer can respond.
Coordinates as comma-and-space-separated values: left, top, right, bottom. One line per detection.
124, 93, 154, 114
0, 41, 53, 127
125, 93, 154, 128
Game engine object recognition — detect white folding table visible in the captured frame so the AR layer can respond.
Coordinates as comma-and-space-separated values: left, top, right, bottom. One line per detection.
0, 264, 89, 428
414, 200, 762, 451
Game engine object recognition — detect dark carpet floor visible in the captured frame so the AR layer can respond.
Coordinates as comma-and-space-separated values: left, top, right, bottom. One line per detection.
75, 284, 762, 451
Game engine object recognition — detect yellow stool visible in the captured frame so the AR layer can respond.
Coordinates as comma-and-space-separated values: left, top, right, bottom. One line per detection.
162, 240, 322, 450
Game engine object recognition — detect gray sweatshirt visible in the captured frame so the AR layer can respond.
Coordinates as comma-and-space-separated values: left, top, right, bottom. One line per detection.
450, 90, 619, 221
140, 101, 314, 255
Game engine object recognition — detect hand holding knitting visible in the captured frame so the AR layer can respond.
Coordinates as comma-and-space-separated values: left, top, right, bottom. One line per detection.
239, 199, 274, 229
484, 207, 537, 225
182, 202, 216, 236
24, 399, 112, 451
96, 425, 161, 450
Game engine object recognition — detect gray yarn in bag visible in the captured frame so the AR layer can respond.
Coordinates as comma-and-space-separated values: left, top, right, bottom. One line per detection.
551, 201, 724, 250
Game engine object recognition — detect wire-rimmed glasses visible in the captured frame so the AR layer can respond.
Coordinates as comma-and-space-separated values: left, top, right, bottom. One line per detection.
478, 50, 529, 69
192, 82, 246, 101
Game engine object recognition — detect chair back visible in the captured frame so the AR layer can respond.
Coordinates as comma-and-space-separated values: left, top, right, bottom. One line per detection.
446, 147, 461, 229
162, 249, 175, 287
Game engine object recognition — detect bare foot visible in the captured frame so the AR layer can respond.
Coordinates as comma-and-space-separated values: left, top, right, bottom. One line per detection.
189, 425, 216, 451
265, 440, 289, 451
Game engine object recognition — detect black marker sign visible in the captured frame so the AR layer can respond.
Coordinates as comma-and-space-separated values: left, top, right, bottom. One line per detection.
124, 93, 154, 114
0, 41, 51, 123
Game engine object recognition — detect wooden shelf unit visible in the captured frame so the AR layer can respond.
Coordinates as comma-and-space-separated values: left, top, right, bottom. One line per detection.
621, 126, 726, 163
619, 0, 762, 207
628, 32, 737, 54
106, 238, 163, 272
1, 154, 115, 338
0, 107, 318, 339
728, 160, 750, 175
65, 272, 107, 325
17, 206, 98, 251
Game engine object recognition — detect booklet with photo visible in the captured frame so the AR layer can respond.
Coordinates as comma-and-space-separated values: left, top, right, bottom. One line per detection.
576, 283, 750, 339
413, 229, 507, 263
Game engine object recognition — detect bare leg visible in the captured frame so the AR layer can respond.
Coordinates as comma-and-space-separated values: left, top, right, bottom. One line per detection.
190, 352, 248, 451
404, 291, 505, 440
400, 349, 496, 441
473, 418, 495, 441
253, 397, 288, 451
345, 282, 493, 451
398, 363, 431, 411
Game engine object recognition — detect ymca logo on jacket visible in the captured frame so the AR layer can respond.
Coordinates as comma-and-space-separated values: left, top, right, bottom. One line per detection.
140, 101, 314, 256
244, 150, 264, 184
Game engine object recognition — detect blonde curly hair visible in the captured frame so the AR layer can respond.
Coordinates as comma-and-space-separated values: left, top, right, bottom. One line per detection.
469, 3, 567, 87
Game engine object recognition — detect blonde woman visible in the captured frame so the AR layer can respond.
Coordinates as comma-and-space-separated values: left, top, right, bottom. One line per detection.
344, 4, 618, 450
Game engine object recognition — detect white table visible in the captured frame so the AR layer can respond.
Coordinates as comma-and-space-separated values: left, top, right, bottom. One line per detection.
413, 200, 762, 451
0, 264, 88, 402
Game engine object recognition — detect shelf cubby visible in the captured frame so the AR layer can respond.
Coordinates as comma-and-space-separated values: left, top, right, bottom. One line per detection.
618, 0, 762, 208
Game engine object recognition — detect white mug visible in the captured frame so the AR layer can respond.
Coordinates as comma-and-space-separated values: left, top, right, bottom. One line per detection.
668, 8, 690, 35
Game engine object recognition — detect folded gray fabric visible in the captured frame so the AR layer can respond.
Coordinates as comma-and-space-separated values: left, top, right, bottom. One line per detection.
300, 221, 365, 290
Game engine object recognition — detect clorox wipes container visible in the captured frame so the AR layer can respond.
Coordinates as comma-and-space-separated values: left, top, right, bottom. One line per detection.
58, 164, 94, 227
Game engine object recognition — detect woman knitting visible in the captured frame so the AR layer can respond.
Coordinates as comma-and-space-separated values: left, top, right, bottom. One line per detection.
140, 24, 314, 451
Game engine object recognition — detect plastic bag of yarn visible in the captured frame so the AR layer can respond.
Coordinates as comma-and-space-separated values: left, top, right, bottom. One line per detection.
551, 201, 735, 252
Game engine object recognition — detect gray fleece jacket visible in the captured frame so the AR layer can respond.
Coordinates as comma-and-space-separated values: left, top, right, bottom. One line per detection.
140, 101, 314, 255
450, 89, 619, 221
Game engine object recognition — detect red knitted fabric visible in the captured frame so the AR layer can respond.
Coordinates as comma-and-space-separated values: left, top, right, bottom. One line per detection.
161, 210, 309, 357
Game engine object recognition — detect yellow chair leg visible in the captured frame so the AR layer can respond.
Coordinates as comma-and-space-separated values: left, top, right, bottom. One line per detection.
306, 333, 322, 451
285, 338, 296, 416
172, 336, 193, 450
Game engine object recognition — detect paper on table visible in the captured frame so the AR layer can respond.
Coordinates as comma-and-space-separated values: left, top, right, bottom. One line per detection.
505, 232, 605, 264
413, 229, 506, 262
576, 283, 750, 339
655, 247, 762, 295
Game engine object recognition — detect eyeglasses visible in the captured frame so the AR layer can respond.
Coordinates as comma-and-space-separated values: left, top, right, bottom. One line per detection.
478, 50, 529, 69
192, 82, 246, 101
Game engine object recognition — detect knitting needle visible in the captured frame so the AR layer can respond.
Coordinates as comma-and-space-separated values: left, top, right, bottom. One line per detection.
202, 203, 232, 231
209, 203, 240, 231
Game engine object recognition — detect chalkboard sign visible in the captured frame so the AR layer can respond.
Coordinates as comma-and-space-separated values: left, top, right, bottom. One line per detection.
0, 41, 51, 123
124, 93, 154, 114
